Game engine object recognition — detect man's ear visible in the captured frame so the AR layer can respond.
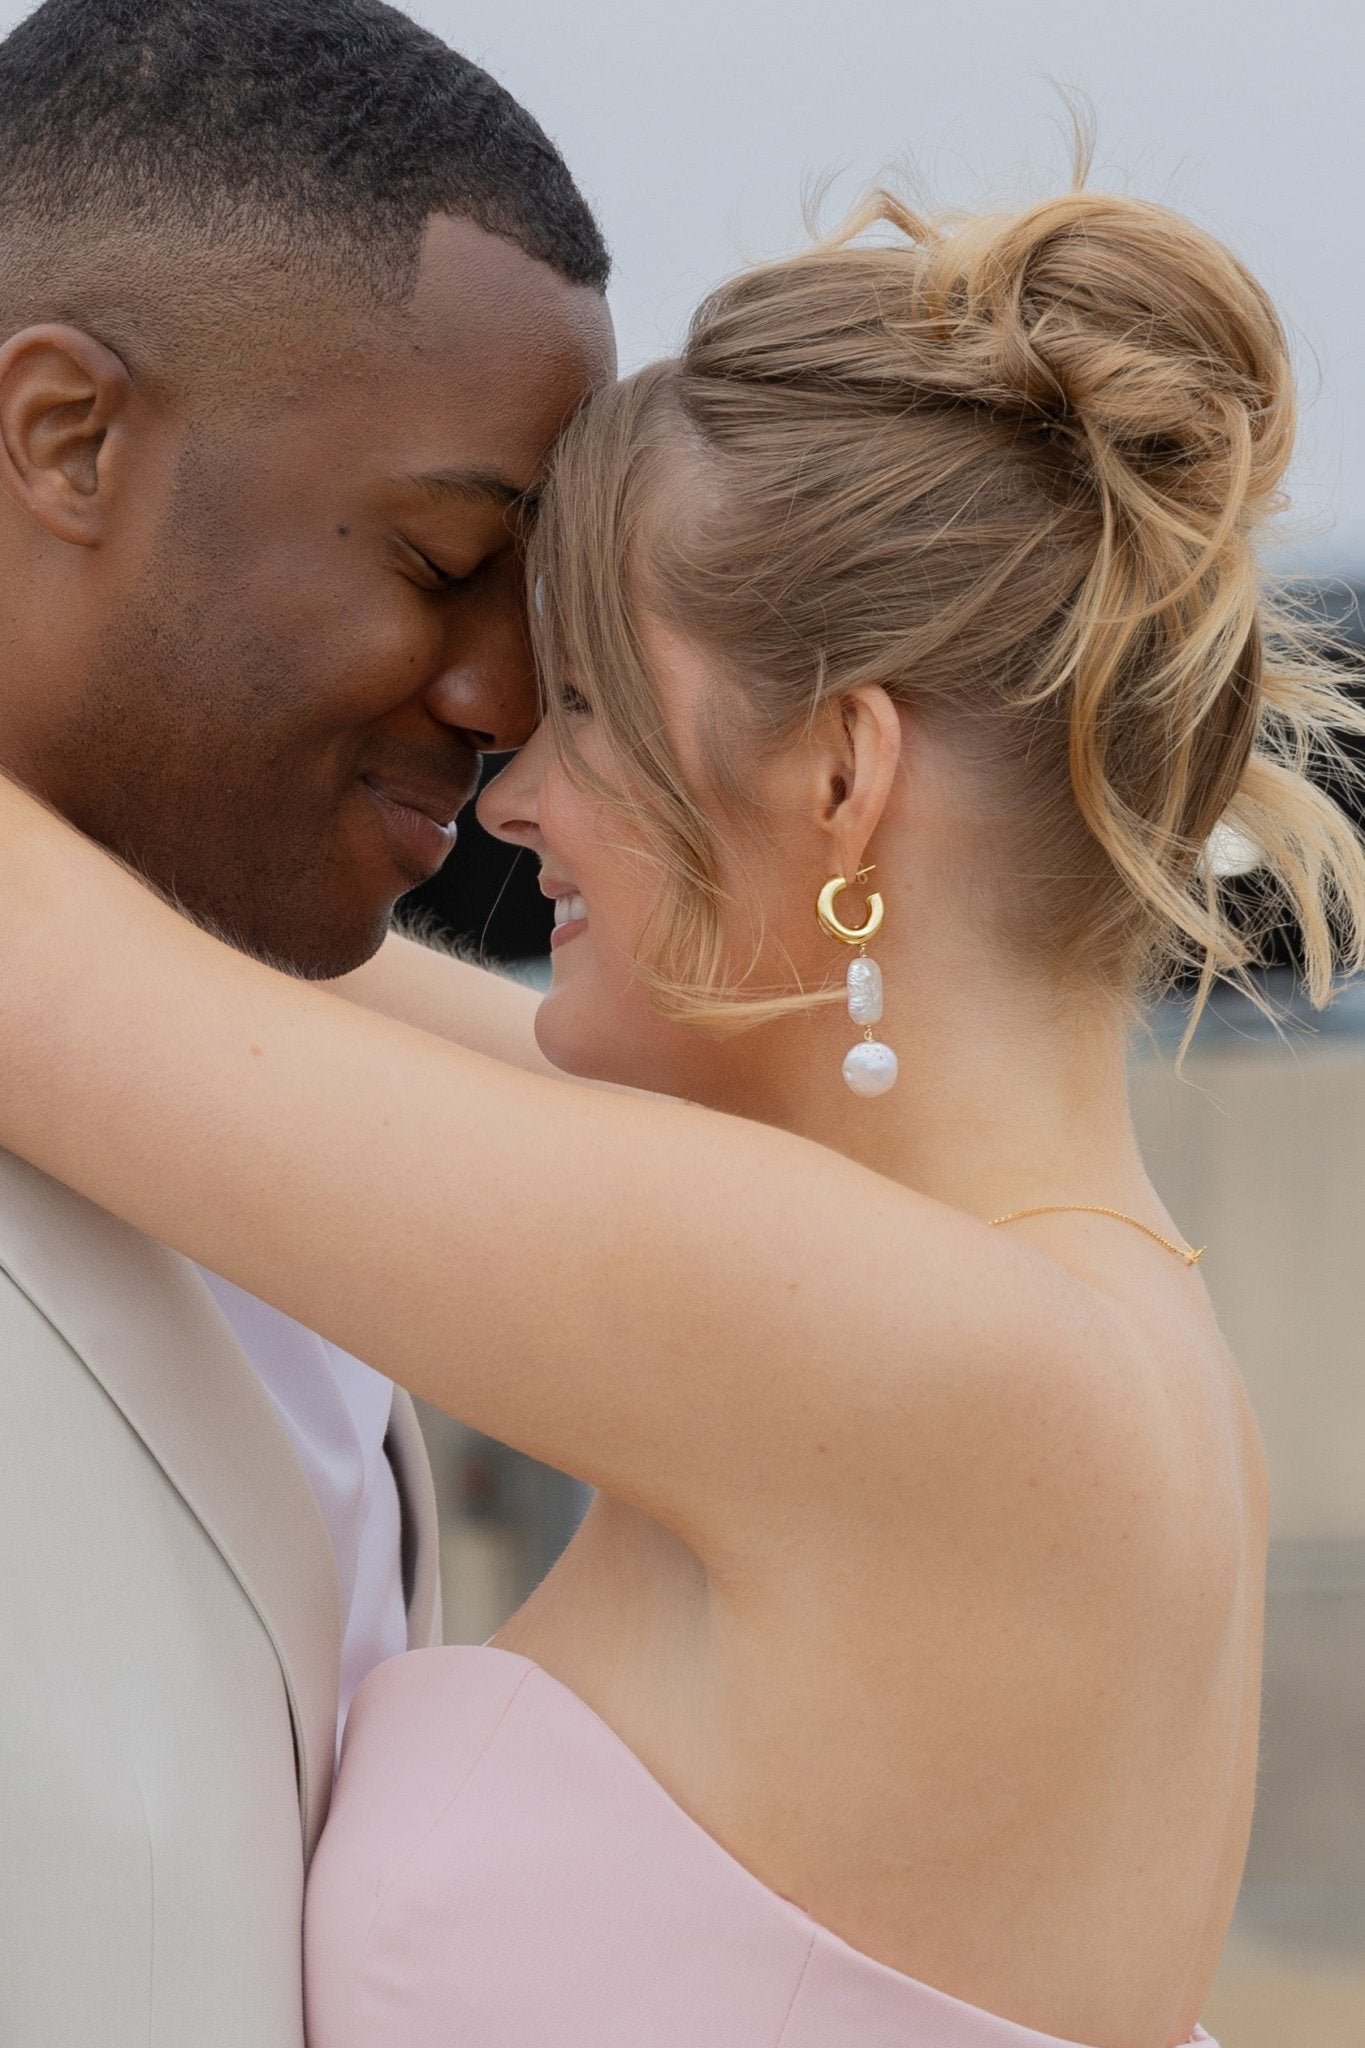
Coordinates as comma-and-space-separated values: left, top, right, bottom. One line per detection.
0, 324, 134, 546
819, 683, 905, 876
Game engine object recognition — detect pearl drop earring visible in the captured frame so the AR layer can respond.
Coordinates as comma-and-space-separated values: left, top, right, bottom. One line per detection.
815, 867, 898, 1097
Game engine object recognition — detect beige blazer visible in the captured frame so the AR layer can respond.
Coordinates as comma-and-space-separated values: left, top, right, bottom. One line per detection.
0, 1148, 442, 2048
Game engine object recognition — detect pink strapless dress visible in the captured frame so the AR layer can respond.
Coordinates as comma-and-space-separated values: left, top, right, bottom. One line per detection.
305, 1646, 1219, 2048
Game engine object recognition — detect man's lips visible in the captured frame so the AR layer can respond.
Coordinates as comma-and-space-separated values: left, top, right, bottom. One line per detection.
362, 771, 474, 877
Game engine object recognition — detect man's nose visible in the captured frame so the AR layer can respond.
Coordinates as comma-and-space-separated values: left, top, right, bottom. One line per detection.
422, 595, 540, 752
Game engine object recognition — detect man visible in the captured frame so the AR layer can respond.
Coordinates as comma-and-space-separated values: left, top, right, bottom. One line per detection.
0, 2, 614, 2042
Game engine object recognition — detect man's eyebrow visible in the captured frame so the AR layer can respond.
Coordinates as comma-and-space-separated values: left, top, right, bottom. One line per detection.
405, 467, 540, 515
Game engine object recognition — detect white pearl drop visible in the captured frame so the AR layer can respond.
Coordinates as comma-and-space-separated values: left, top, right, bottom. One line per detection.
846, 956, 884, 1025
842, 1040, 899, 1097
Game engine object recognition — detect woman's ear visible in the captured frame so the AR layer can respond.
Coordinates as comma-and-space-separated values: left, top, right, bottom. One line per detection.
0, 324, 134, 547
820, 683, 904, 875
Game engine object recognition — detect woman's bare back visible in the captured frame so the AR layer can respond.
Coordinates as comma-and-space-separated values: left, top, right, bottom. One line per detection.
494, 1259, 1267, 2048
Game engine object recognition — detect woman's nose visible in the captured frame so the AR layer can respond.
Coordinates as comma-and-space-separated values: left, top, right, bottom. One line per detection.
476, 723, 550, 847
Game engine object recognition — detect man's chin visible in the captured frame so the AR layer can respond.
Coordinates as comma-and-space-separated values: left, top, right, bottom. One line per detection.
177, 894, 397, 981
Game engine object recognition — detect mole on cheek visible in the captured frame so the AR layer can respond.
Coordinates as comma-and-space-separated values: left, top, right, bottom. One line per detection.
336, 525, 350, 537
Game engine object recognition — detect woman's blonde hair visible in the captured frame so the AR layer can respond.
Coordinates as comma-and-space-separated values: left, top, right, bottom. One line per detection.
529, 177, 1365, 1031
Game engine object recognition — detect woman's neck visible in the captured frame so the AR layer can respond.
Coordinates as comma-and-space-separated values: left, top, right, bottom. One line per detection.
699, 964, 1154, 1229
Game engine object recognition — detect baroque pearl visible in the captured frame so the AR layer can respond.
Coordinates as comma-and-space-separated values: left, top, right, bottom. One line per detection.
846, 955, 883, 1026
842, 1040, 899, 1097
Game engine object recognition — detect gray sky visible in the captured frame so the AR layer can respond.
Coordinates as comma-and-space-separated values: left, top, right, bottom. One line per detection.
414, 0, 1365, 578
2, 0, 1361, 572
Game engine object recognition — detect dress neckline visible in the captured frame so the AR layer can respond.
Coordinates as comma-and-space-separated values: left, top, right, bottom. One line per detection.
410, 1642, 1213, 2048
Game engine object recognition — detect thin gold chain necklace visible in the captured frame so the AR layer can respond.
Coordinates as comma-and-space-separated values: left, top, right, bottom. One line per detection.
989, 1205, 1206, 1267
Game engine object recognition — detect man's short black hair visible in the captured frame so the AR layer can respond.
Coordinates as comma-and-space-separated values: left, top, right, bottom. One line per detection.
0, 0, 608, 373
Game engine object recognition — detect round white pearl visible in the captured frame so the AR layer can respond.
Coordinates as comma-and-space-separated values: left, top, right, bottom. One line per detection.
842, 1040, 898, 1097
846, 956, 884, 1025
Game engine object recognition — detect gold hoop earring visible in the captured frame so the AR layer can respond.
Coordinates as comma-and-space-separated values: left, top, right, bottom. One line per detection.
816, 866, 898, 1098
816, 870, 885, 946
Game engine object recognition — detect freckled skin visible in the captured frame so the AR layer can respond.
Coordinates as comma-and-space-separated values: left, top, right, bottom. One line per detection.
0, 217, 615, 975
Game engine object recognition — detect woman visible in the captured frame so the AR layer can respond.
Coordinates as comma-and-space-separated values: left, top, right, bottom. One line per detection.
1, 180, 1361, 2048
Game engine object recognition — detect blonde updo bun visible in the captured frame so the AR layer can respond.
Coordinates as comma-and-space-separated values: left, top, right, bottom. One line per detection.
531, 168, 1365, 1028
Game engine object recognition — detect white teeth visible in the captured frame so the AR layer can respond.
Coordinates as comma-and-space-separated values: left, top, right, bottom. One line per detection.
553, 894, 587, 927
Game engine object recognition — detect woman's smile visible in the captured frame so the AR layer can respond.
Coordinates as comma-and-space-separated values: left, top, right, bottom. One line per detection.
548, 884, 588, 949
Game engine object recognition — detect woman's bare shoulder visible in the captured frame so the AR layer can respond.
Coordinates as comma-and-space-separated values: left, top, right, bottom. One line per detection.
768, 1209, 1253, 1597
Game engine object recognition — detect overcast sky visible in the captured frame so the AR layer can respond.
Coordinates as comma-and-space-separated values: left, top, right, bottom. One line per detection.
3, 0, 1361, 573
410, 0, 1365, 578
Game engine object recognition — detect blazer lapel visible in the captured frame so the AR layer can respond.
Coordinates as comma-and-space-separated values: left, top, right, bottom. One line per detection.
0, 1148, 342, 1859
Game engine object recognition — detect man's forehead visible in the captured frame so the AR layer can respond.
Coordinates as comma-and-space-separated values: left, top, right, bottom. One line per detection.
404, 214, 615, 379
378, 232, 615, 491
278, 219, 614, 495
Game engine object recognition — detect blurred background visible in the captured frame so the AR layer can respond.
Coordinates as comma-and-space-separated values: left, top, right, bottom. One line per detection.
33, 0, 1353, 2037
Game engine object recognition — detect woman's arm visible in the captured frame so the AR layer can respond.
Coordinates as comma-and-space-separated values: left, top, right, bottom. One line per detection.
0, 778, 1087, 1557
325, 929, 558, 1076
